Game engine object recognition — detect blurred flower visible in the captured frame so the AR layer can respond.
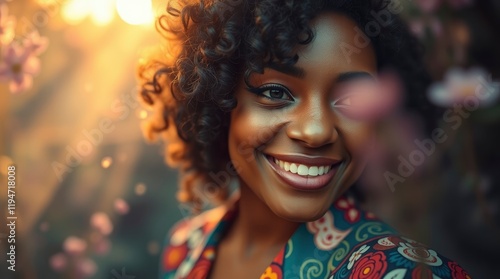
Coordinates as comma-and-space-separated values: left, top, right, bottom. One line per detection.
408, 18, 443, 39
414, 0, 473, 13
409, 20, 425, 38
49, 253, 67, 272
77, 257, 97, 277
90, 212, 113, 235
0, 43, 40, 93
428, 68, 500, 107
114, 198, 130, 215
23, 30, 49, 56
415, 0, 442, 13
93, 236, 111, 255
332, 72, 403, 122
0, 4, 15, 45
63, 236, 87, 255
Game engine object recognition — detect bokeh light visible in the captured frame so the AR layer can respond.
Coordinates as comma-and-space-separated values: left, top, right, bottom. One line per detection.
116, 0, 154, 26
101, 157, 113, 169
135, 183, 147, 196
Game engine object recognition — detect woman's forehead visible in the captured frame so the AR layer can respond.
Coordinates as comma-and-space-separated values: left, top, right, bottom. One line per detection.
294, 12, 377, 76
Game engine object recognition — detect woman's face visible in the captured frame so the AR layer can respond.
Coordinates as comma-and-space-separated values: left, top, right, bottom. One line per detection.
228, 12, 377, 222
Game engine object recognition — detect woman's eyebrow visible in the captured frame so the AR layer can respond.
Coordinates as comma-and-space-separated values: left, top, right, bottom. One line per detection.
335, 71, 375, 83
266, 62, 306, 78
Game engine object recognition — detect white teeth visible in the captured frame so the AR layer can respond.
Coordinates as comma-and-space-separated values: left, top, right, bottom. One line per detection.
318, 166, 325, 175
308, 166, 319, 176
272, 157, 332, 177
284, 162, 290, 171
297, 165, 308, 175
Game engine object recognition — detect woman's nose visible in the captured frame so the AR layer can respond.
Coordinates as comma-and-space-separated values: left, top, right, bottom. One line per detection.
286, 100, 338, 148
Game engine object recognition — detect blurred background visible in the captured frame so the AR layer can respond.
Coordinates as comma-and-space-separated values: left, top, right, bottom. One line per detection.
0, 0, 498, 278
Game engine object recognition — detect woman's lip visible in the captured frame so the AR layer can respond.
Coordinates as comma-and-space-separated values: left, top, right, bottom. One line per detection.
264, 154, 339, 191
265, 153, 341, 166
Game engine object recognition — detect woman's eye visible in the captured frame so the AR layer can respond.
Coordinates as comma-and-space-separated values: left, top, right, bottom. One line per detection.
262, 88, 292, 100
253, 84, 294, 101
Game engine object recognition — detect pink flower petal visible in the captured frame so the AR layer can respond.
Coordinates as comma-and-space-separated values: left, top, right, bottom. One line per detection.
77, 257, 97, 277
415, 0, 443, 13
93, 237, 111, 255
0, 63, 12, 81
23, 30, 49, 55
63, 236, 87, 255
90, 212, 113, 235
427, 67, 499, 107
49, 253, 67, 272
332, 72, 402, 121
9, 74, 33, 93
114, 198, 130, 215
23, 56, 41, 75
409, 20, 425, 38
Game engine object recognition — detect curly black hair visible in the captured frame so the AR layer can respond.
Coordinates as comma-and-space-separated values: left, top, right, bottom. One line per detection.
138, 0, 433, 211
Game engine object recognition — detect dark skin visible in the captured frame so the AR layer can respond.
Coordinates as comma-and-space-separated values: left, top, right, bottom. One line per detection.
208, 12, 377, 279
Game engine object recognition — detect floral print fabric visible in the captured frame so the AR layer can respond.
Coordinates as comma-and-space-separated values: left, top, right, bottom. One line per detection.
160, 195, 471, 279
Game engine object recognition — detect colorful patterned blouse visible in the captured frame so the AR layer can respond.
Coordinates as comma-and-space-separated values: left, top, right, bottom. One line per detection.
159, 194, 471, 279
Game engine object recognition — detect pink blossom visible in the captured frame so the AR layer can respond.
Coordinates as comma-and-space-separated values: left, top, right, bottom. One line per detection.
409, 18, 443, 39
90, 212, 113, 235
114, 198, 130, 215
414, 0, 443, 13
0, 43, 40, 93
23, 30, 49, 56
49, 253, 67, 272
93, 237, 112, 255
63, 236, 87, 255
427, 68, 499, 108
93, 237, 111, 255
332, 72, 403, 122
0, 4, 15, 45
409, 19, 425, 38
76, 257, 97, 277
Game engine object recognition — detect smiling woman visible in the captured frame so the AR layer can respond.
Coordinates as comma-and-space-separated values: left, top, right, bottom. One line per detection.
228, 14, 378, 224
138, 0, 470, 278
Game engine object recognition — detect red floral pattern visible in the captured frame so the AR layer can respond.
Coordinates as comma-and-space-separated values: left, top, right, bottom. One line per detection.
335, 196, 360, 223
349, 251, 387, 279
449, 261, 472, 279
160, 194, 472, 279
162, 244, 188, 271
411, 264, 434, 279
186, 258, 211, 279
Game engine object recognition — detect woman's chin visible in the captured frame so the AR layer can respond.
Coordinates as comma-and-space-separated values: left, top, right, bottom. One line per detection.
268, 199, 333, 223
